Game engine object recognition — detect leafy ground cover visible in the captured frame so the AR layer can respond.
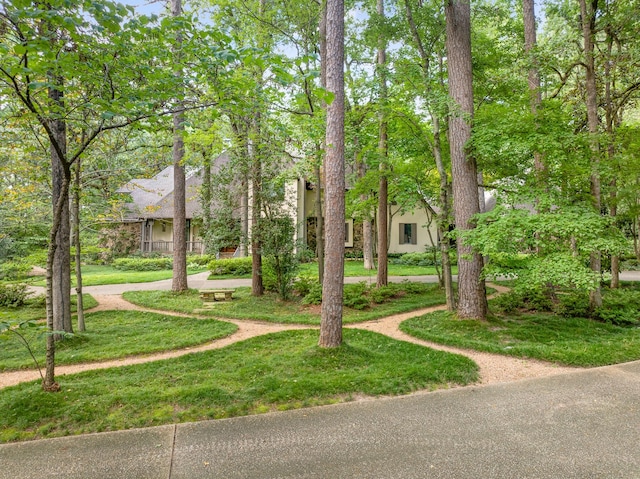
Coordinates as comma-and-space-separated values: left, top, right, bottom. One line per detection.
0, 329, 478, 443
0, 310, 237, 371
123, 282, 448, 325
400, 310, 640, 367
0, 294, 97, 323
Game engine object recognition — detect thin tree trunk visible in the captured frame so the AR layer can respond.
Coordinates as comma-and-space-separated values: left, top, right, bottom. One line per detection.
404, 0, 455, 309
43, 169, 70, 392
317, 1, 327, 285
49, 82, 72, 337
319, 0, 345, 348
72, 158, 85, 332
580, 0, 602, 308
201, 150, 213, 254
250, 126, 264, 296
171, 0, 188, 292
376, 0, 388, 288
360, 149, 374, 271
523, 0, 544, 179
315, 164, 325, 284
605, 26, 619, 289
445, 0, 487, 319
432, 115, 456, 310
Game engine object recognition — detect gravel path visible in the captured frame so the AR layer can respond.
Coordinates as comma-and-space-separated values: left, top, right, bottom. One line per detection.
0, 285, 577, 390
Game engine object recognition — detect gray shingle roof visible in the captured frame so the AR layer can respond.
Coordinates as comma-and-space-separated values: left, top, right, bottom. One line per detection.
118, 152, 230, 220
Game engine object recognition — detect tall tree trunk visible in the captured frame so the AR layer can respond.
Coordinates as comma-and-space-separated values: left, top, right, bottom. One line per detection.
240, 176, 249, 257
315, 163, 325, 283
358, 152, 374, 270
72, 158, 85, 332
171, 0, 188, 292
404, 0, 455, 309
523, 0, 544, 179
605, 26, 619, 289
49, 82, 72, 337
432, 115, 456, 310
376, 0, 388, 288
317, 1, 328, 284
250, 144, 264, 296
43, 167, 70, 392
445, 0, 487, 319
201, 151, 213, 254
580, 0, 602, 308
319, 0, 345, 348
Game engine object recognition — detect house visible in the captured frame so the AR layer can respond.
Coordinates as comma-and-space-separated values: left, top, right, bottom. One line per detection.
109, 151, 440, 257
286, 178, 440, 256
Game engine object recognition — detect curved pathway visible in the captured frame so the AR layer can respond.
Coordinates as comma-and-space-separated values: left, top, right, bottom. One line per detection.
1, 279, 578, 390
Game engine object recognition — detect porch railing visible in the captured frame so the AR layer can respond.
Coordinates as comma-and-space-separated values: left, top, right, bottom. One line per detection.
141, 241, 204, 254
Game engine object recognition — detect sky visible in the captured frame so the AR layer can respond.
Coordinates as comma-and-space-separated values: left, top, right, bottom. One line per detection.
121, 0, 165, 17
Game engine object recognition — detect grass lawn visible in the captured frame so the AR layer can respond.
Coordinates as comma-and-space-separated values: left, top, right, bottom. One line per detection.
400, 310, 640, 367
29, 265, 207, 287
0, 294, 97, 323
123, 282, 449, 325
0, 329, 478, 443
0, 310, 237, 371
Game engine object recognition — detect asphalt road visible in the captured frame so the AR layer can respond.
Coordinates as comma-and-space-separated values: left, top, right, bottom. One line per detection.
2, 360, 640, 478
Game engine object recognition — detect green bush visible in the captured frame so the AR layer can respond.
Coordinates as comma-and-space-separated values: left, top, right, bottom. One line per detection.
595, 289, 640, 325
293, 274, 318, 297
0, 283, 30, 307
369, 284, 397, 304
621, 259, 640, 271
112, 257, 173, 271
391, 252, 435, 266
301, 283, 323, 305
0, 261, 32, 281
556, 291, 590, 318
343, 282, 370, 310
187, 254, 217, 268
208, 257, 252, 276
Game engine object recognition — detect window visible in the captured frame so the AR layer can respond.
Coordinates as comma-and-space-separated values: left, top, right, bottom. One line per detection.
345, 220, 354, 247
399, 223, 417, 245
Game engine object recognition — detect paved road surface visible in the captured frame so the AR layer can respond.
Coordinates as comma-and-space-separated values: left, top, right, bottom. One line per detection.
2, 360, 639, 478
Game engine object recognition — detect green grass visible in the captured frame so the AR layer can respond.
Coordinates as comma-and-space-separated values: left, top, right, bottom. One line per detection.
30, 265, 207, 287
123, 283, 448, 325
0, 294, 98, 323
0, 329, 478, 443
0, 310, 237, 371
400, 310, 640, 367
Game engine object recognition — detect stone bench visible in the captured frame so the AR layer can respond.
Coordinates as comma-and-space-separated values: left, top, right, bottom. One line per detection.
199, 289, 235, 304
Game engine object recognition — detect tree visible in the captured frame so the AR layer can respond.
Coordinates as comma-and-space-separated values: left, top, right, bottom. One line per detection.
319, 0, 345, 348
171, 0, 188, 292
445, 0, 487, 319
0, 0, 179, 389
376, 0, 389, 288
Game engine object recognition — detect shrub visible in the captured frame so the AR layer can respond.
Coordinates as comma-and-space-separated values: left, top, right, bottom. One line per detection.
621, 259, 640, 271
208, 257, 253, 276
187, 254, 217, 268
293, 274, 318, 297
112, 257, 173, 271
595, 289, 640, 325
343, 282, 370, 310
0, 283, 30, 307
391, 252, 435, 266
556, 291, 590, 318
369, 284, 397, 304
0, 261, 31, 281
301, 283, 323, 305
